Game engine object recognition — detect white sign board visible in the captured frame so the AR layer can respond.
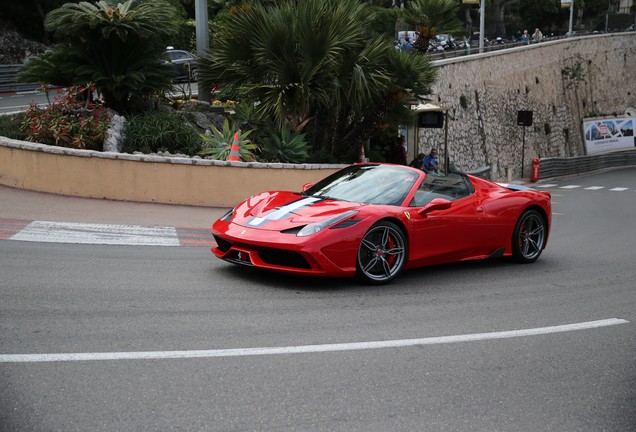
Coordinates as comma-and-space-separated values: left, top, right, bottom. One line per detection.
583, 117, 635, 155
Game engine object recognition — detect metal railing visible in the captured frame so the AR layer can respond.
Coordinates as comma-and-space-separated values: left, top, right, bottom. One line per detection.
537, 149, 636, 180
0, 65, 38, 93
427, 25, 636, 62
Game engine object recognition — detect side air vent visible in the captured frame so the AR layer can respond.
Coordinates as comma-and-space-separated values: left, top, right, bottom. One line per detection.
332, 219, 360, 229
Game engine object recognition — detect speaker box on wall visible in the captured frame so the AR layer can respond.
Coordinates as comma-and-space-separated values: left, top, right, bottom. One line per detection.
418, 111, 444, 128
517, 110, 533, 126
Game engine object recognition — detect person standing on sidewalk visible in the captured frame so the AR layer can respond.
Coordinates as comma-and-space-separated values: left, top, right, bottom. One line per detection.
532, 28, 543, 43
521, 30, 530, 44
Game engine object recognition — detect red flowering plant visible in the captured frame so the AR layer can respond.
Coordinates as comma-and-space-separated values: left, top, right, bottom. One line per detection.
20, 83, 111, 151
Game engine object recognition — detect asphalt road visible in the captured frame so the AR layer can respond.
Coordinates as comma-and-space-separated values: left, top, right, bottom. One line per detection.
0, 90, 53, 114
1, 169, 635, 431
0, 84, 199, 114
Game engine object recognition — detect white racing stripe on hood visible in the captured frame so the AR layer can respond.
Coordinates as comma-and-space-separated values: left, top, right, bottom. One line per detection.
247, 197, 322, 227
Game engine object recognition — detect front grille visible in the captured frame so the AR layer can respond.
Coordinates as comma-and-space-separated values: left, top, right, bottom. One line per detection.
258, 248, 311, 269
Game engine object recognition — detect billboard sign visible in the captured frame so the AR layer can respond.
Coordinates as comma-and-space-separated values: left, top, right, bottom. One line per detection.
583, 117, 635, 155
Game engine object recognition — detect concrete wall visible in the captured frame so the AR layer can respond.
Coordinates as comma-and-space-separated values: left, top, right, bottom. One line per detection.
0, 138, 343, 207
418, 32, 636, 180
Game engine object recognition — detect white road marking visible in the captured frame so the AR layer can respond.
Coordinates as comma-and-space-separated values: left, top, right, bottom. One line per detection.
10, 221, 179, 246
0, 318, 628, 363
1, 104, 34, 110
538, 184, 633, 191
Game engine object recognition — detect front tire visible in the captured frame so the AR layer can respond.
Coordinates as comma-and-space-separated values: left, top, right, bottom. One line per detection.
512, 209, 547, 263
356, 221, 407, 285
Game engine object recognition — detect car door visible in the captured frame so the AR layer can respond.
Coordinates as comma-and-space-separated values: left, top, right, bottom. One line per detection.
406, 174, 488, 265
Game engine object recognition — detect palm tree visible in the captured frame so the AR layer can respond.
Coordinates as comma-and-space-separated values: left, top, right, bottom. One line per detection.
20, 0, 179, 113
198, 0, 436, 162
400, 0, 464, 53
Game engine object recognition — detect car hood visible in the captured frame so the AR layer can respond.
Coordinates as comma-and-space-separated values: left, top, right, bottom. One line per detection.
231, 191, 363, 230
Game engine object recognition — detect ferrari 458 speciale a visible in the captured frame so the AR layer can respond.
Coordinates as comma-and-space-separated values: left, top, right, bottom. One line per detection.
211, 163, 551, 284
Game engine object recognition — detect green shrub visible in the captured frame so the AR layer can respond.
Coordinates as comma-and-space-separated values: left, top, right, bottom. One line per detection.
0, 113, 25, 140
19, 0, 178, 113
122, 111, 201, 155
199, 119, 256, 161
20, 84, 110, 150
262, 128, 309, 163
459, 94, 468, 109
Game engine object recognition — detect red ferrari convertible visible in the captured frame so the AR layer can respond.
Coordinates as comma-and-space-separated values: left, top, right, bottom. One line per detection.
211, 163, 551, 284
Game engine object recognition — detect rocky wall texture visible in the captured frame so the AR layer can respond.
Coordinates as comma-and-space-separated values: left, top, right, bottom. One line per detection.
418, 33, 636, 180
0, 24, 47, 64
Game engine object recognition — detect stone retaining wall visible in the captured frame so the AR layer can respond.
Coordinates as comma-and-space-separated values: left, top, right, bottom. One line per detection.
418, 33, 636, 180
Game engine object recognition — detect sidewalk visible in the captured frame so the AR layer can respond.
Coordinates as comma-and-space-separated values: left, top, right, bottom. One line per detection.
0, 184, 228, 229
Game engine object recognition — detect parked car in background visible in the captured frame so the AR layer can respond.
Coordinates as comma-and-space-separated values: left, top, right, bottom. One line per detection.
164, 47, 197, 82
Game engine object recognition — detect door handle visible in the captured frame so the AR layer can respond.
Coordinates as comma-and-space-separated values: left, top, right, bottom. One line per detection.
476, 206, 484, 213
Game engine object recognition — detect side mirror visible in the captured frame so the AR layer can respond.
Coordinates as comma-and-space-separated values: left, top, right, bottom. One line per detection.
302, 183, 314, 192
418, 198, 452, 215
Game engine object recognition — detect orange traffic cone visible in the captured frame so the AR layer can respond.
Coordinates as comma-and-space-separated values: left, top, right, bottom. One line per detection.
228, 132, 241, 161
358, 144, 366, 163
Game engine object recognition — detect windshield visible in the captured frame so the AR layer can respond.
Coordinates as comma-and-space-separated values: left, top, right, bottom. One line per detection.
304, 164, 420, 206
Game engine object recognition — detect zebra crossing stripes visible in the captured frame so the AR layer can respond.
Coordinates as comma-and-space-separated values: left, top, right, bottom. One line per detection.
11, 221, 181, 246
0, 218, 212, 247
536, 183, 635, 192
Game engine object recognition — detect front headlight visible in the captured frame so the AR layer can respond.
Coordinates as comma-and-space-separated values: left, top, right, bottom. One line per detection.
296, 210, 358, 237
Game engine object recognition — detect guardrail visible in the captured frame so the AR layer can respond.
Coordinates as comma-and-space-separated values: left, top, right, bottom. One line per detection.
538, 149, 636, 180
465, 165, 490, 179
427, 27, 636, 62
0, 64, 38, 93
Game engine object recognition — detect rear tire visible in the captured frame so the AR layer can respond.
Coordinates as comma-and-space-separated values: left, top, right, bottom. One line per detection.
512, 209, 547, 263
356, 221, 407, 285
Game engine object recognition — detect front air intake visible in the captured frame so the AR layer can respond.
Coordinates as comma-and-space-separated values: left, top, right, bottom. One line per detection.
258, 248, 311, 269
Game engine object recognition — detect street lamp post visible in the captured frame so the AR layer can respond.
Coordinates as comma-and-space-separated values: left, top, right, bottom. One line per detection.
479, 0, 485, 53
195, 0, 211, 103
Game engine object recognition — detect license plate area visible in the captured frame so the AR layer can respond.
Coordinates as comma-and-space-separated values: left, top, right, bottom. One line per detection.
227, 249, 254, 266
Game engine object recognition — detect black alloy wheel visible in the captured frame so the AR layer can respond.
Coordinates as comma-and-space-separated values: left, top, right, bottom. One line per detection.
512, 209, 547, 263
356, 221, 407, 284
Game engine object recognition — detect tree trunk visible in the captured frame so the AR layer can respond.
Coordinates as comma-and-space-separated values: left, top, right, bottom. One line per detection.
307, 109, 333, 162
465, 8, 473, 36
336, 97, 395, 163
490, 0, 519, 37
31, 0, 49, 43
